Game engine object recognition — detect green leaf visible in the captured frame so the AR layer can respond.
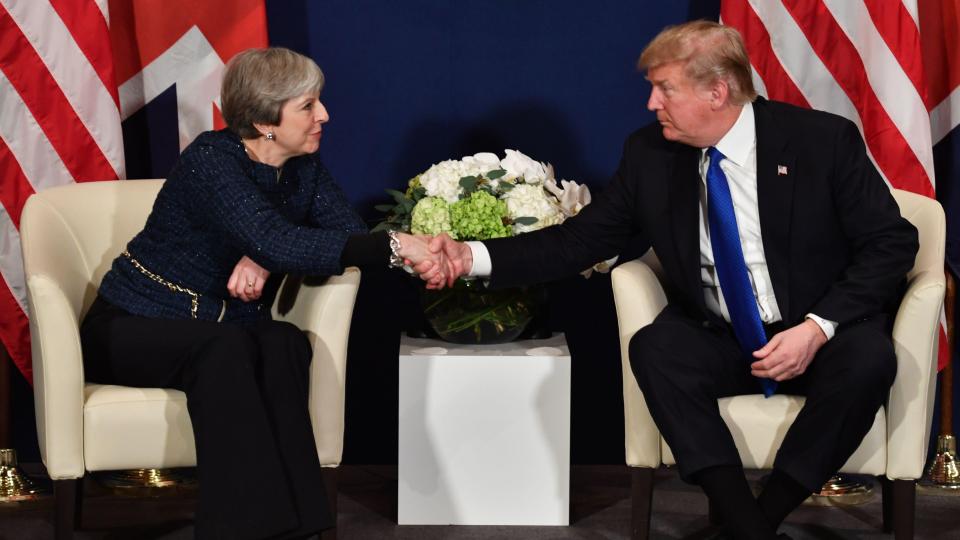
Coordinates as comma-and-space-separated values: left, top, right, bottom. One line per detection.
486, 169, 507, 179
513, 216, 539, 226
370, 222, 392, 232
459, 175, 479, 191
411, 187, 427, 201
386, 188, 409, 205
374, 204, 396, 213
498, 181, 514, 191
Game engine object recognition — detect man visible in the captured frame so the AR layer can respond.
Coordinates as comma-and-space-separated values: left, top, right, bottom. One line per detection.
420, 20, 918, 540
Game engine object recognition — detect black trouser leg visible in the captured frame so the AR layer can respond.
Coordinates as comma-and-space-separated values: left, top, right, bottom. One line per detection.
629, 308, 777, 539
773, 320, 896, 492
246, 319, 332, 538
628, 308, 759, 481
80, 297, 331, 540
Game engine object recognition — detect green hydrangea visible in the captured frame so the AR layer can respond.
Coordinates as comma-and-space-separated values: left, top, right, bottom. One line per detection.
410, 196, 453, 237
450, 191, 511, 240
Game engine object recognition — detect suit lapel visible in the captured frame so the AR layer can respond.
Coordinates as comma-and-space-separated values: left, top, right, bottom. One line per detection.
667, 143, 708, 314
754, 98, 796, 322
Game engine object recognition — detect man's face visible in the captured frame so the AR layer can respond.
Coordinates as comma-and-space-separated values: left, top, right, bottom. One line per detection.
646, 62, 717, 148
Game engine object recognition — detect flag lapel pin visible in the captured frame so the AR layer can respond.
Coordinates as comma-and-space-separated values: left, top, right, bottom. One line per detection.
777, 165, 788, 176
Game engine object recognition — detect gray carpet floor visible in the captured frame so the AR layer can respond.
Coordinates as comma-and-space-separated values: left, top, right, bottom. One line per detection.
1, 465, 957, 539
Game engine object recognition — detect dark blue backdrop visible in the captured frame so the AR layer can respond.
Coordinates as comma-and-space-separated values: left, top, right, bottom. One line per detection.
269, 1, 714, 217
262, 1, 716, 464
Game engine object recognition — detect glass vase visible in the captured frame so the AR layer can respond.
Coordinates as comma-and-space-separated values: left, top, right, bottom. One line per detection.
420, 278, 541, 344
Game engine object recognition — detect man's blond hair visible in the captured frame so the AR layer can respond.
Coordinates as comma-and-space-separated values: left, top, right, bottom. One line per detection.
638, 20, 757, 105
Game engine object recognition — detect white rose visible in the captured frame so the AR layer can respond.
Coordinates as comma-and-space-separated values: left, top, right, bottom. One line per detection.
501, 149, 549, 184
503, 184, 563, 234
462, 152, 502, 174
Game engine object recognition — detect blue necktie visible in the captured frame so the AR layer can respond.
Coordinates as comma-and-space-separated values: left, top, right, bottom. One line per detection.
706, 147, 777, 397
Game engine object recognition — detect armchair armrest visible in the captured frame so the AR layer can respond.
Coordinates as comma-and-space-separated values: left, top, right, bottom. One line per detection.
886, 268, 944, 480
26, 274, 86, 479
611, 258, 668, 468
272, 267, 361, 467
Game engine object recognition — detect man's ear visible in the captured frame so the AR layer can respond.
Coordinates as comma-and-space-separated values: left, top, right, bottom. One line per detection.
710, 78, 731, 109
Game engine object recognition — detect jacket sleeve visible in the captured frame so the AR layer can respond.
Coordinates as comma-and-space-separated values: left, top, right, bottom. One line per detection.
808, 119, 919, 324
485, 135, 650, 289
178, 146, 359, 276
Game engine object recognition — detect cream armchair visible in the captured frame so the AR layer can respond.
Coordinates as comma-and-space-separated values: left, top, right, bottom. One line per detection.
20, 180, 361, 540
612, 189, 944, 540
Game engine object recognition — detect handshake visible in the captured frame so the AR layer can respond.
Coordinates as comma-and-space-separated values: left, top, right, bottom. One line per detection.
395, 232, 475, 290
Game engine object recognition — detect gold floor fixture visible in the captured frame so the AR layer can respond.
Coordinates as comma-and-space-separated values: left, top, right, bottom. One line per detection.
0, 448, 47, 502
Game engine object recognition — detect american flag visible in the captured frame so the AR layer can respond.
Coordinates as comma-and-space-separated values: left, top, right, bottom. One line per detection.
720, 0, 958, 370
0, 0, 266, 383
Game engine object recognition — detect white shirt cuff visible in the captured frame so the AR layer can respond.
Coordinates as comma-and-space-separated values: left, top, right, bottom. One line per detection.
465, 241, 492, 277
805, 313, 837, 340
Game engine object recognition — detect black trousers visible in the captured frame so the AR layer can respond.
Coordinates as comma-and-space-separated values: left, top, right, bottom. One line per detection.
629, 306, 897, 492
80, 296, 332, 540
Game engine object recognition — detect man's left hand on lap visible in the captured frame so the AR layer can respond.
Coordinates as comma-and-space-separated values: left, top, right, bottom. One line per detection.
750, 319, 828, 382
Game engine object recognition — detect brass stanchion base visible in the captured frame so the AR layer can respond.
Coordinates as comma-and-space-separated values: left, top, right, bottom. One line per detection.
918, 434, 960, 495
0, 448, 48, 502
96, 468, 197, 497
805, 473, 874, 506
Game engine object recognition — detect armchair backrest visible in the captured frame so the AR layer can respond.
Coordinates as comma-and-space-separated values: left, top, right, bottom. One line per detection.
20, 179, 163, 320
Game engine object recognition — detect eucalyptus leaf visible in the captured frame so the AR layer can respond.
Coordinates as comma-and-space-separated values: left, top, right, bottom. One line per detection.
498, 181, 514, 191
513, 216, 539, 226
459, 176, 479, 191
486, 169, 507, 179
386, 188, 409, 204
374, 204, 396, 213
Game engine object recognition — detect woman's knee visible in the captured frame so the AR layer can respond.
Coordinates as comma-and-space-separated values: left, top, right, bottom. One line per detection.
255, 320, 311, 353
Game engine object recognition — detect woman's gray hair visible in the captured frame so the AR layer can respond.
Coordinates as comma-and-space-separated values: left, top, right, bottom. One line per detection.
221, 47, 325, 139
638, 20, 757, 105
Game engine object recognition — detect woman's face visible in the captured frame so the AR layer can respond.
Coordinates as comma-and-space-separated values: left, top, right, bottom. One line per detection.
272, 92, 328, 156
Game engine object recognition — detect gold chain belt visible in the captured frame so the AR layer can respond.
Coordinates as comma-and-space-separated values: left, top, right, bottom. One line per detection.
122, 250, 201, 319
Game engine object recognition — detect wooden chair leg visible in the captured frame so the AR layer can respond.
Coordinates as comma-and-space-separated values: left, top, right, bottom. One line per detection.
879, 476, 893, 533
630, 467, 655, 540
892, 479, 915, 540
53, 478, 79, 540
320, 467, 338, 540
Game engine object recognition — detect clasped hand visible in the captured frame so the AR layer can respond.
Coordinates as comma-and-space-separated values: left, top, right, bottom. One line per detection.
396, 232, 472, 290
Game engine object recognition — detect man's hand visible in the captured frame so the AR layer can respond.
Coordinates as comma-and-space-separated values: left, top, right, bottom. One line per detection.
750, 319, 828, 382
429, 233, 473, 287
227, 255, 270, 302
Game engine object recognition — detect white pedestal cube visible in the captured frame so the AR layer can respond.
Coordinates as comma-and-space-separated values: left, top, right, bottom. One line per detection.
397, 335, 571, 526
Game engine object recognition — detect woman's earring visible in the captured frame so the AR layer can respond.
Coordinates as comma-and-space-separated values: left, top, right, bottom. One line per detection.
266, 132, 275, 141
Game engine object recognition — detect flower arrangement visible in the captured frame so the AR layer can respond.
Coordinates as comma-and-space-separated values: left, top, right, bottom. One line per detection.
374, 149, 597, 344
373, 149, 591, 241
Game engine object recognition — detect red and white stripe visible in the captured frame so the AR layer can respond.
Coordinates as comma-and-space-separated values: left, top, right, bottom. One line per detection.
0, 0, 123, 383
721, 0, 955, 369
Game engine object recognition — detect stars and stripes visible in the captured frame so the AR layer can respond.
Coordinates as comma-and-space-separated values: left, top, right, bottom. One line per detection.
0, 0, 124, 383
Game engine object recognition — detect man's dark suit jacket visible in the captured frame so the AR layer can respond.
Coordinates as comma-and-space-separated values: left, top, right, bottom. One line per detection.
485, 97, 919, 332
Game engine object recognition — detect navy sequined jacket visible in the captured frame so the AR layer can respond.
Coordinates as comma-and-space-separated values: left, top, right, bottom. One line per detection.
98, 129, 367, 322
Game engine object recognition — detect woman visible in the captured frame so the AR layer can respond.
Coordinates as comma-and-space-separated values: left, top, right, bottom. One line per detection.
80, 48, 437, 539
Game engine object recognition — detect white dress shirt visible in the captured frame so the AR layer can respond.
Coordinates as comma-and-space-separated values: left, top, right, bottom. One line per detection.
467, 102, 836, 339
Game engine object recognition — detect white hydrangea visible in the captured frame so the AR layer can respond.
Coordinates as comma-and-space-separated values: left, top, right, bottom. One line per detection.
503, 183, 563, 234
418, 155, 499, 203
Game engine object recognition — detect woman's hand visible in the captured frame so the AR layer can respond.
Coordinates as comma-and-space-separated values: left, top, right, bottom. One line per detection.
227, 255, 271, 302
396, 232, 448, 289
